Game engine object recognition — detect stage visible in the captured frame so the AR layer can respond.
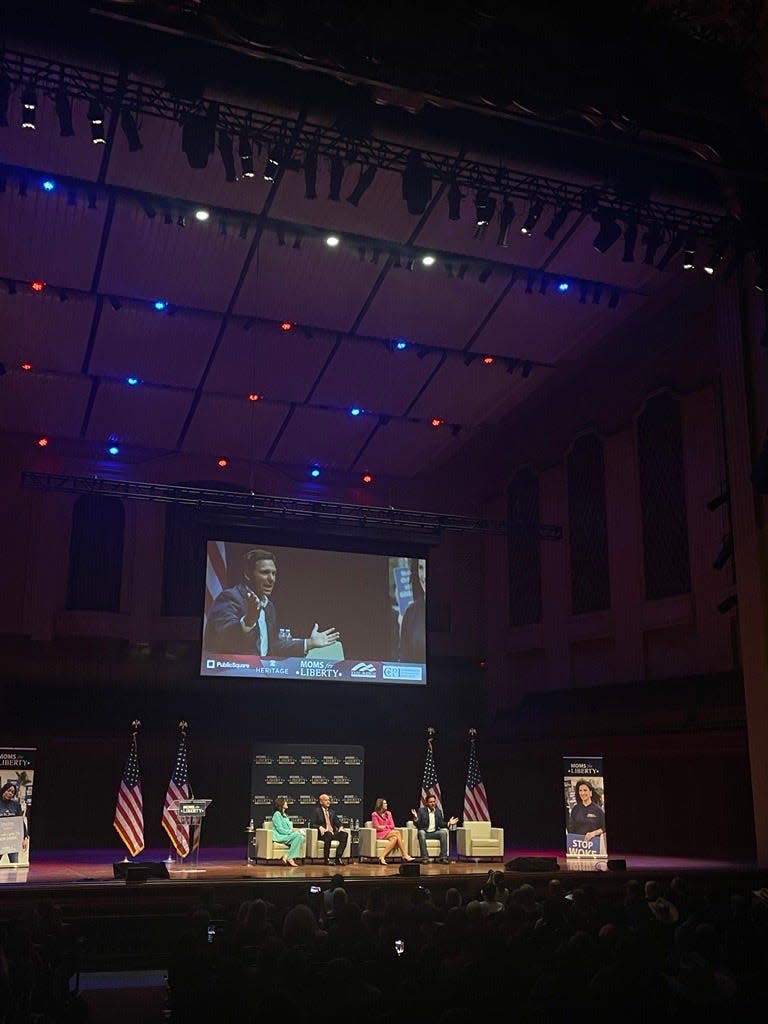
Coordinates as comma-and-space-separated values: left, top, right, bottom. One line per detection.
0, 844, 760, 896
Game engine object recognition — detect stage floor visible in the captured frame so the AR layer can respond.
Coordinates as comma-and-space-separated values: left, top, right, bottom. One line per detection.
0, 845, 758, 888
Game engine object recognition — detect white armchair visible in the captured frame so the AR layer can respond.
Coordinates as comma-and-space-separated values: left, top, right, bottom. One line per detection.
252, 820, 307, 864
358, 821, 408, 862
405, 820, 444, 860
455, 820, 504, 862
304, 827, 350, 863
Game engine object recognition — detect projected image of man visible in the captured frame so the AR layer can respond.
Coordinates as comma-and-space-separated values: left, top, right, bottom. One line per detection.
203, 547, 340, 656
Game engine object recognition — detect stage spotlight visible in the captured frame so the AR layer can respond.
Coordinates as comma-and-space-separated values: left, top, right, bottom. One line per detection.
181, 105, 218, 169
88, 99, 106, 144
237, 132, 254, 177
55, 88, 74, 137
326, 234, 340, 247
421, 254, 436, 266
21, 85, 37, 129
346, 164, 377, 206
447, 180, 463, 220
622, 221, 638, 262
402, 149, 432, 215
521, 198, 544, 235
642, 225, 665, 265
120, 108, 142, 151
264, 147, 281, 181
717, 594, 737, 614
304, 147, 318, 199
328, 156, 345, 200
497, 198, 516, 246
682, 234, 697, 270
592, 212, 622, 253
656, 232, 684, 271
544, 204, 570, 241
475, 189, 496, 227
216, 130, 236, 182
703, 244, 726, 275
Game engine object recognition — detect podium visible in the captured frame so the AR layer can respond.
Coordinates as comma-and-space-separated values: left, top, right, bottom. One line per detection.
167, 799, 211, 871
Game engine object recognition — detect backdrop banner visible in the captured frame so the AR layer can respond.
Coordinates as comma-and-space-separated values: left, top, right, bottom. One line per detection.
563, 756, 607, 859
251, 743, 364, 828
0, 748, 35, 869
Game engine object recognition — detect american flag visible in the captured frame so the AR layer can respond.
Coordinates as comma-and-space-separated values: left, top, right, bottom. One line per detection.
113, 722, 144, 857
162, 725, 192, 857
205, 540, 227, 617
463, 733, 490, 821
419, 734, 443, 813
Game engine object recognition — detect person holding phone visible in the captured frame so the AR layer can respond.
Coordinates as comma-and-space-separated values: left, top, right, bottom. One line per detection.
371, 797, 413, 865
203, 547, 340, 656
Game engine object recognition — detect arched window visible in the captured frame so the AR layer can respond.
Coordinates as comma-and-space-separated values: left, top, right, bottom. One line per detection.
508, 469, 542, 626
637, 393, 691, 599
567, 434, 610, 614
66, 495, 125, 612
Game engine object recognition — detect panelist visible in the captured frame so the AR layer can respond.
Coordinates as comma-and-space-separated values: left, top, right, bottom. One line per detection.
309, 793, 349, 865
399, 558, 426, 663
411, 793, 458, 864
203, 547, 340, 656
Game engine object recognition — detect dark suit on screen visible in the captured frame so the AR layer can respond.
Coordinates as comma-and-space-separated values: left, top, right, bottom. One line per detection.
399, 595, 425, 662
203, 583, 305, 656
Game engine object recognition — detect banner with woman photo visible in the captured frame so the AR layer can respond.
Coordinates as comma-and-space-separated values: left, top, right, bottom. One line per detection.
0, 748, 35, 868
563, 756, 606, 859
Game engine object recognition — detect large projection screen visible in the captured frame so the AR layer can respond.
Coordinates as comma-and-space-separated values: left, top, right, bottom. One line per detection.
200, 540, 427, 684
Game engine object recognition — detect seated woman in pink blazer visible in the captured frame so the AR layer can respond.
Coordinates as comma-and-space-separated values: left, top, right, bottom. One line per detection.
371, 797, 414, 866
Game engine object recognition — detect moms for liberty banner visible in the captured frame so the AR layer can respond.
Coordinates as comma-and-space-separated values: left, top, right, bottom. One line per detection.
563, 756, 607, 859
251, 744, 364, 828
0, 748, 35, 868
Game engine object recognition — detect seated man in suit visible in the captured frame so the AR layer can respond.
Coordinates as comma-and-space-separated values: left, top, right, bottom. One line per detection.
310, 793, 349, 865
411, 793, 458, 864
203, 547, 339, 656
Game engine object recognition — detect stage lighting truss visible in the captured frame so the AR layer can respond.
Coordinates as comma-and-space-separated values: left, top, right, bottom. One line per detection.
20, 471, 563, 540
0, 48, 724, 252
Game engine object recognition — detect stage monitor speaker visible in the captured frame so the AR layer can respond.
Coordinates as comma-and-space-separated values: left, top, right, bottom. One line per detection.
398, 862, 420, 876
506, 857, 559, 873
607, 858, 627, 872
113, 861, 170, 882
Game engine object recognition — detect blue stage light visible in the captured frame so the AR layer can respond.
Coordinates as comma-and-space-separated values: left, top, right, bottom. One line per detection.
107, 445, 120, 456
153, 300, 167, 311
349, 406, 362, 416
557, 280, 569, 292
309, 466, 321, 478
41, 179, 56, 192
395, 339, 408, 350
126, 376, 139, 386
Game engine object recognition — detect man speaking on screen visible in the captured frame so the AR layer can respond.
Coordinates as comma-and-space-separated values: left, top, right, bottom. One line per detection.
203, 547, 340, 657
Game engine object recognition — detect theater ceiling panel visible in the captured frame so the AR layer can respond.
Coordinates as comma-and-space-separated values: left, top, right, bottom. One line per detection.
0, 291, 94, 373
84, 379, 192, 450
182, 392, 288, 461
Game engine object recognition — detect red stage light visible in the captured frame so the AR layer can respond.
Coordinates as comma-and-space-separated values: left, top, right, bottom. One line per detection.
362, 473, 373, 484
430, 417, 443, 427
21, 362, 32, 371
217, 458, 228, 468
31, 280, 46, 292
248, 392, 260, 402
280, 320, 293, 332
483, 355, 494, 365
37, 437, 49, 447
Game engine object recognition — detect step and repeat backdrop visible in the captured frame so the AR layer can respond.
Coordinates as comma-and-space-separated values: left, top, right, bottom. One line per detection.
250, 744, 365, 827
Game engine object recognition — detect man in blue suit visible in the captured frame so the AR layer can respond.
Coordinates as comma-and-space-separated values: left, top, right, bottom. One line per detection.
203, 547, 339, 656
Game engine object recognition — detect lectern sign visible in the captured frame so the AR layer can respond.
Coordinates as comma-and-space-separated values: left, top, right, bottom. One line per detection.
178, 801, 208, 818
